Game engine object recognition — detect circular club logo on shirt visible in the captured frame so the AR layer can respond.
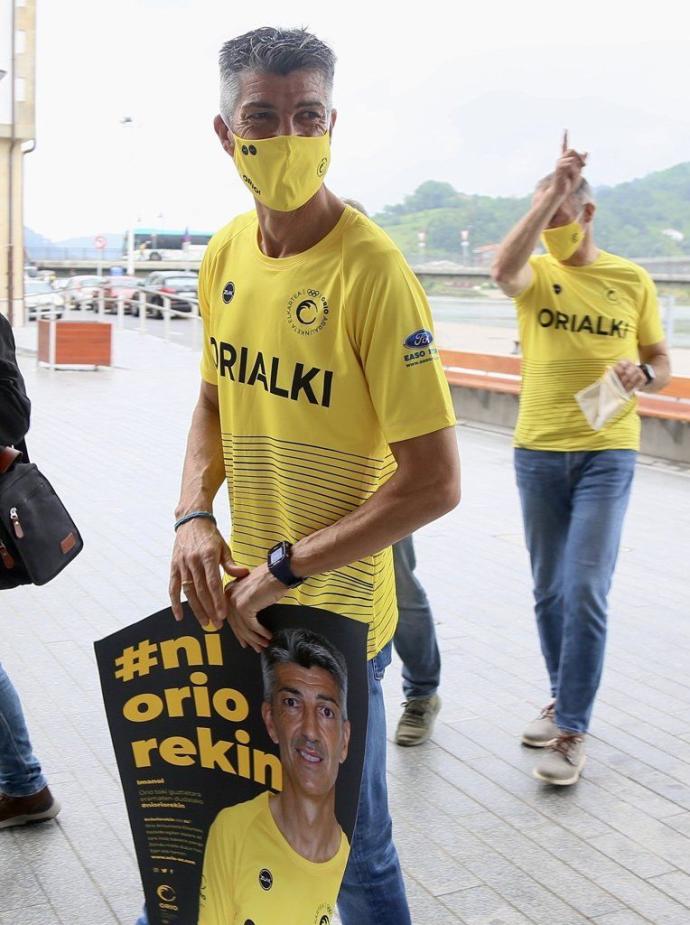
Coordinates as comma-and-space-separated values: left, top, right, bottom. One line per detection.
286, 288, 330, 336
314, 904, 333, 924
258, 868, 273, 891
222, 281, 236, 304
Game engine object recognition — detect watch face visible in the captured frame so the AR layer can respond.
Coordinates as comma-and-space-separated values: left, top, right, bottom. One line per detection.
269, 547, 283, 566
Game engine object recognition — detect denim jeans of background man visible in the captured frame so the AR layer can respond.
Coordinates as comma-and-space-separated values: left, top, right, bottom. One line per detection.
392, 535, 441, 701
0, 662, 48, 798
136, 642, 410, 925
514, 448, 637, 734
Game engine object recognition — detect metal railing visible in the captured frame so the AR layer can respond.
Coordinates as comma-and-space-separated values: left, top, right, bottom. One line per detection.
74, 285, 202, 347
26, 289, 690, 352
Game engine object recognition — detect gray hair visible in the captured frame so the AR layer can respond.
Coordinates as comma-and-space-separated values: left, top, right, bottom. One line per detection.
261, 627, 348, 720
219, 27, 336, 125
342, 198, 369, 217
536, 173, 595, 208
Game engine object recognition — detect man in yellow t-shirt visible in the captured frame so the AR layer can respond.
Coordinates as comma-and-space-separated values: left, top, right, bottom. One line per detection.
198, 629, 350, 925
166, 26, 460, 925
492, 133, 671, 785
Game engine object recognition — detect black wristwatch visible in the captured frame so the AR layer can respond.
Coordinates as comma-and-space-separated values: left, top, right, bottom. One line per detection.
638, 363, 655, 386
267, 541, 304, 588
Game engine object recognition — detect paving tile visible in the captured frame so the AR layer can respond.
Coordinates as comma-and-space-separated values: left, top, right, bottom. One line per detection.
0, 834, 48, 911
648, 870, 690, 906
588, 831, 676, 880
394, 821, 482, 896
591, 912, 652, 925
440, 884, 534, 924
7, 906, 61, 925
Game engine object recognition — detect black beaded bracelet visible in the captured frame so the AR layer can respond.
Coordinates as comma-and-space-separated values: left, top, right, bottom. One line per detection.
174, 510, 216, 532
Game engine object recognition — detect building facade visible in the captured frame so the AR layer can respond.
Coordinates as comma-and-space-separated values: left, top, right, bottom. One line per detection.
1, 0, 36, 325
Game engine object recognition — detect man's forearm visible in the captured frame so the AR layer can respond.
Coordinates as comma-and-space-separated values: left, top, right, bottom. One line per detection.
492, 187, 563, 284
174, 395, 227, 518
290, 441, 460, 579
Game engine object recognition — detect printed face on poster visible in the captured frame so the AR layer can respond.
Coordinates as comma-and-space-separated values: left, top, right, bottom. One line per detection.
95, 603, 368, 925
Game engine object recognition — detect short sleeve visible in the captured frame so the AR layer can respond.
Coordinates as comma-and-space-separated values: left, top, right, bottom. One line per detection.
636, 268, 665, 347
198, 252, 217, 385
515, 255, 548, 308
197, 813, 237, 925
350, 253, 456, 445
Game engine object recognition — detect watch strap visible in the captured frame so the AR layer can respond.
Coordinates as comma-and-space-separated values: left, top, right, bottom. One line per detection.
638, 363, 654, 385
267, 541, 304, 588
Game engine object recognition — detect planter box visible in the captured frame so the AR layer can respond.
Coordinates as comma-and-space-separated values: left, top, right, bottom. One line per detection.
37, 320, 112, 368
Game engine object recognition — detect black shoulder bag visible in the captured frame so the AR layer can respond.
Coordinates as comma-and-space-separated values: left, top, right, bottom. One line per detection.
0, 446, 84, 589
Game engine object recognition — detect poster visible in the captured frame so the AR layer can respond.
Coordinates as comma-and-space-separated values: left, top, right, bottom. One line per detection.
95, 603, 368, 925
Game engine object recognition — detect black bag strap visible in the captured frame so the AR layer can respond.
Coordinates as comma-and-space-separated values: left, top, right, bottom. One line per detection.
0, 446, 21, 474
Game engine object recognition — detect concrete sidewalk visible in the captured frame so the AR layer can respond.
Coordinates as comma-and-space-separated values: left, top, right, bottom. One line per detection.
1, 327, 690, 924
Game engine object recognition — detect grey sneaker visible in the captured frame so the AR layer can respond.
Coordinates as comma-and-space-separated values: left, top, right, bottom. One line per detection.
395, 694, 441, 747
533, 733, 586, 785
522, 699, 559, 747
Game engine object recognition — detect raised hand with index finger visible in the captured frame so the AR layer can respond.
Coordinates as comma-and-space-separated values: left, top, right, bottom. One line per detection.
551, 129, 588, 200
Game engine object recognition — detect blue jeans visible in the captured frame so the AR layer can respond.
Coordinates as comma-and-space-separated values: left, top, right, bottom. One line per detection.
0, 661, 47, 797
338, 641, 410, 923
515, 449, 636, 734
392, 535, 441, 700
136, 643, 410, 925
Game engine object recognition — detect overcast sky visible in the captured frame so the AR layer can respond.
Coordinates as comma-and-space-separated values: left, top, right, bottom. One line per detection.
24, 0, 690, 240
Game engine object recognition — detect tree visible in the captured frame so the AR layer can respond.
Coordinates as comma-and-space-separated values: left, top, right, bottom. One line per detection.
402, 181, 460, 213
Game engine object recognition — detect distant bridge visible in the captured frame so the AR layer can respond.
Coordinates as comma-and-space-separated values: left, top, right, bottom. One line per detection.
30, 256, 690, 285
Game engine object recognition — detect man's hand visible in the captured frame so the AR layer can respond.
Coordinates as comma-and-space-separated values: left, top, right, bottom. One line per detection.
169, 518, 249, 627
613, 360, 647, 393
224, 564, 286, 653
550, 130, 588, 201
491, 131, 589, 297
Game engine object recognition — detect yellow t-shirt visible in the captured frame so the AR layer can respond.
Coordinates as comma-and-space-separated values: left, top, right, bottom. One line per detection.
198, 206, 456, 658
514, 250, 665, 450
198, 791, 349, 925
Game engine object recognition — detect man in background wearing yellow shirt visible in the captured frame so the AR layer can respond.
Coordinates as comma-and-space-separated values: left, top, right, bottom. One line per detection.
492, 134, 670, 785
165, 26, 460, 925
198, 628, 351, 925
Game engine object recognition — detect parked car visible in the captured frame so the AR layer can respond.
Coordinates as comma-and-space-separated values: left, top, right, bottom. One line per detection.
143, 270, 198, 289
24, 279, 64, 320
136, 272, 198, 318
101, 276, 143, 314
61, 275, 103, 309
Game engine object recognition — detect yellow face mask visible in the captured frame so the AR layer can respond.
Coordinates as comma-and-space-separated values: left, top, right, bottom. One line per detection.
541, 217, 585, 262
232, 132, 331, 212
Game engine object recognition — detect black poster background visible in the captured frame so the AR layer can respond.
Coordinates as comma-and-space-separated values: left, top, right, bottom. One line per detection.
95, 603, 368, 925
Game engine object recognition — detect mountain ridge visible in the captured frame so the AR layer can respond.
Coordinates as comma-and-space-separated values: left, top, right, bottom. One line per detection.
374, 161, 690, 262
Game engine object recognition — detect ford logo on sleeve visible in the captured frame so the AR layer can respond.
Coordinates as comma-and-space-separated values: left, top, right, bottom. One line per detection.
403, 329, 434, 349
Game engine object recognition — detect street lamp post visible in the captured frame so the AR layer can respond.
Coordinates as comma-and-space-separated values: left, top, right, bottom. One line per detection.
460, 229, 470, 266
120, 116, 135, 275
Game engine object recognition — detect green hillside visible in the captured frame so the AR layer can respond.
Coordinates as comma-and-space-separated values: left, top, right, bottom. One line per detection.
375, 164, 690, 263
